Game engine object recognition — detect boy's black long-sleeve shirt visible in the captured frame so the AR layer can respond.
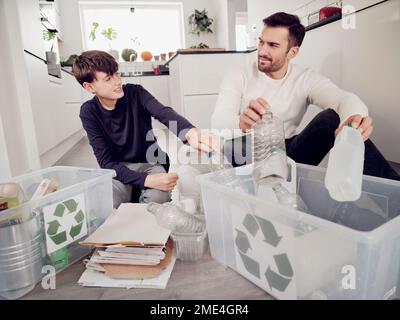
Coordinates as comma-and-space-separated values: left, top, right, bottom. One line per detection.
79, 84, 195, 189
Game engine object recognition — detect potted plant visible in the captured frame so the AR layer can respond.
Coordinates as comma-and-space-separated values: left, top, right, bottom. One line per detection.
121, 48, 137, 62
121, 37, 140, 62
88, 22, 119, 60
189, 9, 214, 36
189, 43, 210, 49
60, 54, 78, 68
89, 22, 99, 41
101, 27, 119, 61
43, 29, 58, 64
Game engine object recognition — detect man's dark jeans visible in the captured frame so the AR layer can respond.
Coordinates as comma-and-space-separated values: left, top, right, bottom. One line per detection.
223, 109, 400, 181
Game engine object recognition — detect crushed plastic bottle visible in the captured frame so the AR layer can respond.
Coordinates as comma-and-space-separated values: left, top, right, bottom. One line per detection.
252, 111, 288, 184
147, 202, 205, 233
325, 125, 365, 201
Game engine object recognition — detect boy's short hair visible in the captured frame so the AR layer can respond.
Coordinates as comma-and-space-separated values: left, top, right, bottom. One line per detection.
72, 50, 118, 86
263, 12, 306, 48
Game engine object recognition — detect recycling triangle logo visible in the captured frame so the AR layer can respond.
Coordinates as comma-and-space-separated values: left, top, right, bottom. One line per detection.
43, 194, 88, 254
47, 199, 85, 244
235, 213, 294, 293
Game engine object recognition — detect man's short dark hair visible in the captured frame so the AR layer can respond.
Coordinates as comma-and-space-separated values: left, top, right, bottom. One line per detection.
72, 50, 118, 86
263, 12, 306, 48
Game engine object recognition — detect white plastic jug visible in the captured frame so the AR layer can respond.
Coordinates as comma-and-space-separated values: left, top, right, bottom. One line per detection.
325, 125, 365, 201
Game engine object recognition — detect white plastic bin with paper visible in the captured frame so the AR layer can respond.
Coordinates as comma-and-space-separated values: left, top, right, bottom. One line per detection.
0, 166, 115, 299
197, 162, 400, 300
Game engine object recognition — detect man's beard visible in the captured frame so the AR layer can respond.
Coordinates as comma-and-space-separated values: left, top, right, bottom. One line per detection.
258, 56, 284, 73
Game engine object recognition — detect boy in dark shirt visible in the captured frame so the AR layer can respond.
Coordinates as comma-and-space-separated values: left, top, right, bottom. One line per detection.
73, 50, 217, 208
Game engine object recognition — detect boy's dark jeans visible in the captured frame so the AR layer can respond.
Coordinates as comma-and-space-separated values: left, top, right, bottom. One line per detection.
224, 109, 400, 181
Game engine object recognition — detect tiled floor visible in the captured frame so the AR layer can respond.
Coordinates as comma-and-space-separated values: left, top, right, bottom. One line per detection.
55, 136, 98, 168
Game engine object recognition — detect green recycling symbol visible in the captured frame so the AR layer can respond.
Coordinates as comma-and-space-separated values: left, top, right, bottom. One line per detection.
235, 213, 294, 292
46, 199, 85, 245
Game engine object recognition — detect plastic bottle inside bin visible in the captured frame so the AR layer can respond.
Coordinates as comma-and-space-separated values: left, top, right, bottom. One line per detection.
147, 202, 205, 233
252, 111, 288, 185
273, 183, 309, 213
208, 145, 246, 191
325, 125, 365, 202
273, 183, 314, 234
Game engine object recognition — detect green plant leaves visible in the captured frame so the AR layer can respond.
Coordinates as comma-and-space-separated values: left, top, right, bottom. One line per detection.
189, 9, 214, 36
43, 30, 57, 41
89, 21, 99, 41
89, 22, 118, 42
101, 28, 118, 41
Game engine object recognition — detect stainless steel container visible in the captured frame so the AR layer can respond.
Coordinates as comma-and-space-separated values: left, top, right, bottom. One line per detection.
0, 213, 45, 299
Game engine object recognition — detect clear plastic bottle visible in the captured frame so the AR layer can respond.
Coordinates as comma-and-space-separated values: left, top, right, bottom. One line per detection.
252, 111, 288, 184
272, 183, 314, 233
272, 183, 309, 213
324, 125, 365, 202
147, 202, 205, 233
208, 146, 246, 191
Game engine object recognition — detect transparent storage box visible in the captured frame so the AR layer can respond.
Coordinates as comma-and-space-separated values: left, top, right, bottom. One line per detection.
0, 166, 115, 299
197, 163, 400, 300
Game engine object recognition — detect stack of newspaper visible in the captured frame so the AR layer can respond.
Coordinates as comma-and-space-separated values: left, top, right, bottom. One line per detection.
78, 203, 176, 289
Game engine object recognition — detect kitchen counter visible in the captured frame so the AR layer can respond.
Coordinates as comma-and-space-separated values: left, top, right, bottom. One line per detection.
165, 48, 257, 66
61, 67, 170, 77
120, 70, 169, 77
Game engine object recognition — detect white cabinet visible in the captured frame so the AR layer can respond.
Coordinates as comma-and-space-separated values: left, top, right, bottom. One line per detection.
180, 54, 246, 95
342, 0, 383, 12
17, 0, 45, 59
39, 0, 63, 40
24, 53, 82, 156
168, 52, 253, 129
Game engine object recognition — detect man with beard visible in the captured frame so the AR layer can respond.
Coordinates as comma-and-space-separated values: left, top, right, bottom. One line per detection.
211, 12, 399, 180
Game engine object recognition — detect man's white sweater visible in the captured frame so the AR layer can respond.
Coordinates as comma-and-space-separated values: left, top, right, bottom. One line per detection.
211, 62, 368, 139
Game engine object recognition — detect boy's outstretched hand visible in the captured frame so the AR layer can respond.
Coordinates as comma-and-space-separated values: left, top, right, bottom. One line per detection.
185, 128, 221, 153
144, 173, 178, 191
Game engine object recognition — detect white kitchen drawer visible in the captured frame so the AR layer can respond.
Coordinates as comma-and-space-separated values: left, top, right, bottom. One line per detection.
183, 95, 218, 129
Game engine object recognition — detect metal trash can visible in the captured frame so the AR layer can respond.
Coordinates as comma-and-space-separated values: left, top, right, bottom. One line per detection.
0, 213, 45, 299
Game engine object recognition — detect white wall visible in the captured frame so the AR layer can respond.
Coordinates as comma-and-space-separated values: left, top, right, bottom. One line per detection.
235, 0, 247, 12
215, 0, 230, 49
0, 0, 41, 177
214, 0, 250, 50
247, 0, 309, 33
0, 114, 12, 180
58, 0, 222, 58
296, 0, 400, 162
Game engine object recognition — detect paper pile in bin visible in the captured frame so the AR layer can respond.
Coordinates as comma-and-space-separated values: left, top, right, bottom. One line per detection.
78, 203, 175, 289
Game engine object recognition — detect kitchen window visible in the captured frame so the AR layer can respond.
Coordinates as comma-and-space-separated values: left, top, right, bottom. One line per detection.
79, 2, 185, 60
